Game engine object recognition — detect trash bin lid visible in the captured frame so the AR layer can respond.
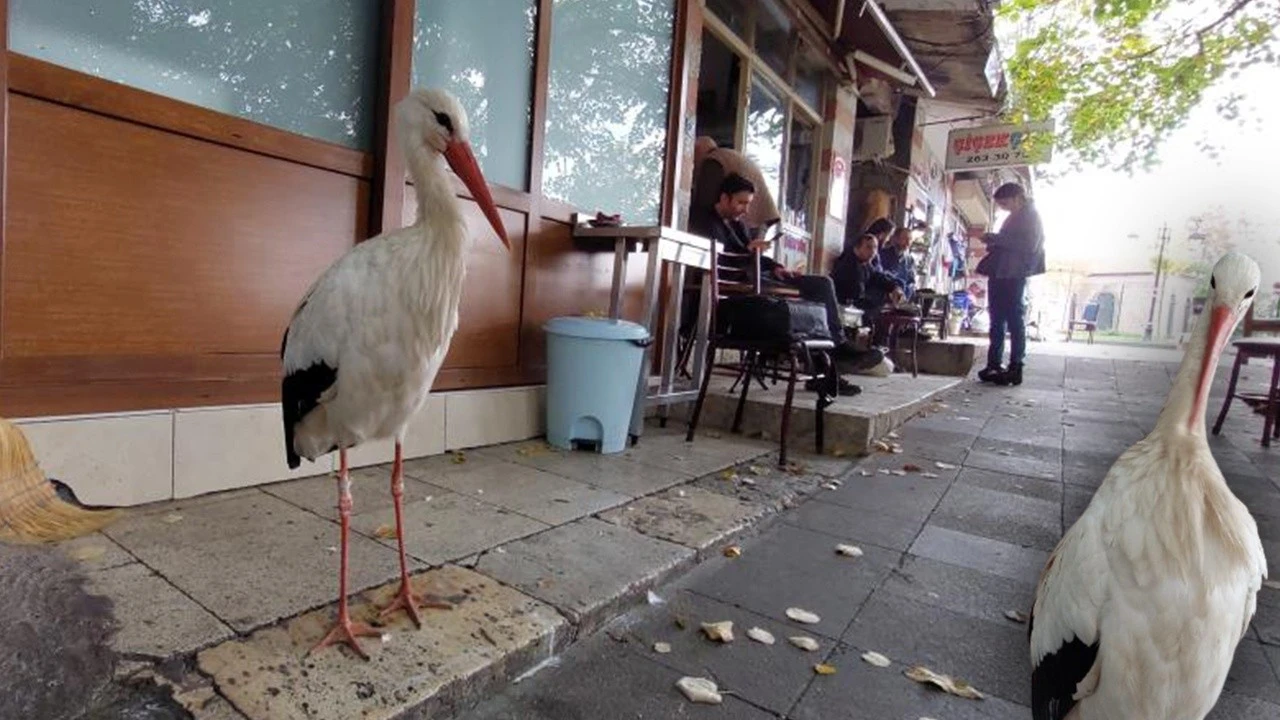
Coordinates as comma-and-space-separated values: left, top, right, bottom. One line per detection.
544, 316, 650, 341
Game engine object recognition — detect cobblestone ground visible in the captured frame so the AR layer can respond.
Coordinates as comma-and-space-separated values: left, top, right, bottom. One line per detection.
458, 355, 1280, 720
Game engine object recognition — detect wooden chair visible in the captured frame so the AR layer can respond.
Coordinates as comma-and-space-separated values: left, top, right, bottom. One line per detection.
1212, 308, 1280, 447
1067, 302, 1099, 344
915, 290, 950, 341
685, 238, 836, 467
874, 311, 921, 378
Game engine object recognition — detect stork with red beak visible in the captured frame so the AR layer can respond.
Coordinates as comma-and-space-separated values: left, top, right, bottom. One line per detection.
280, 88, 508, 659
1029, 251, 1268, 719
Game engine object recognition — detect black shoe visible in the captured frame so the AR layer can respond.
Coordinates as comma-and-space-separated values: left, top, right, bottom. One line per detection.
805, 376, 861, 396
977, 365, 1004, 383
994, 363, 1023, 386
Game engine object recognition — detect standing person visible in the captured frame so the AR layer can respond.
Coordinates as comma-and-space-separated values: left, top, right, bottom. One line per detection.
975, 182, 1046, 386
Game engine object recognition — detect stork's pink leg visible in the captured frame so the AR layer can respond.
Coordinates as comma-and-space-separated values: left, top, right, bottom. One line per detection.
379, 440, 453, 628
311, 448, 381, 660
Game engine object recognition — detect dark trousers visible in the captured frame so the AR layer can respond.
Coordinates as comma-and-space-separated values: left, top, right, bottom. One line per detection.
771, 274, 847, 344
987, 277, 1027, 368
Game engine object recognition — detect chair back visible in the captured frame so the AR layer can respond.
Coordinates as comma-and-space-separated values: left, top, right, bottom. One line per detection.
1082, 302, 1100, 323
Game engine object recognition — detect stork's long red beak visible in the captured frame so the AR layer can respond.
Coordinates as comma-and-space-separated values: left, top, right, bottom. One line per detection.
444, 140, 510, 249
1190, 304, 1235, 430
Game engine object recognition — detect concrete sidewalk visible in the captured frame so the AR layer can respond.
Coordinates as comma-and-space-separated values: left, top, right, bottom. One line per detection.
458, 354, 1280, 720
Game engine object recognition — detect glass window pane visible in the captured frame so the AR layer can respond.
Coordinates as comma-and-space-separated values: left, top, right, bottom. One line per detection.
785, 116, 816, 231
753, 0, 792, 79
794, 46, 826, 112
744, 78, 784, 207
9, 0, 380, 149
413, 0, 536, 191
705, 0, 749, 40
694, 30, 742, 148
542, 0, 675, 225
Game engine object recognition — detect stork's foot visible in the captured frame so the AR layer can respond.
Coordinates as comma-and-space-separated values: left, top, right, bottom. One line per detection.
310, 617, 382, 661
379, 581, 453, 628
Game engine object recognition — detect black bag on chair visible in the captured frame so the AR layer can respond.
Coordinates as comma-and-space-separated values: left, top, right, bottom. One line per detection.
715, 295, 832, 345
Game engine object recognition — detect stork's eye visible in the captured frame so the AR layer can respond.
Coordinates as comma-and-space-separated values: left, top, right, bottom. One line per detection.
1244, 288, 1256, 299
433, 111, 455, 135
1210, 275, 1216, 289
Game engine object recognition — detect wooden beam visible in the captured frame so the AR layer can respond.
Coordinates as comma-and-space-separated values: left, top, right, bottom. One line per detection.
660, 0, 698, 228
528, 0, 553, 199
369, 0, 415, 238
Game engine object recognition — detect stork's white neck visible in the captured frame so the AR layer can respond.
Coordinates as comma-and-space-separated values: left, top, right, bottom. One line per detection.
405, 143, 465, 251
1153, 303, 1221, 439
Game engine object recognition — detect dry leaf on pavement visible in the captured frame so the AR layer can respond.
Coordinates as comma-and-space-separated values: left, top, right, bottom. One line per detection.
935, 462, 957, 470
69, 545, 107, 562
746, 627, 776, 645
904, 665, 986, 700
861, 651, 891, 667
1004, 609, 1029, 624
786, 607, 821, 624
813, 663, 837, 675
701, 621, 735, 643
675, 677, 722, 704
789, 636, 820, 651
374, 524, 398, 539
835, 544, 864, 557
723, 545, 742, 558
653, 642, 672, 654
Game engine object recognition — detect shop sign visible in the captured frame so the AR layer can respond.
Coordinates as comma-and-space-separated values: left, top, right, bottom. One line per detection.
945, 122, 1055, 171
828, 155, 847, 221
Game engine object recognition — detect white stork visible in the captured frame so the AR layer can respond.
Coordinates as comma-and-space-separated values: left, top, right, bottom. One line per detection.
1029, 251, 1267, 719
279, 88, 508, 660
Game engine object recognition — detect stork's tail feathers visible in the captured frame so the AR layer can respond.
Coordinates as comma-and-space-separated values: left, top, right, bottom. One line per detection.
0, 418, 119, 544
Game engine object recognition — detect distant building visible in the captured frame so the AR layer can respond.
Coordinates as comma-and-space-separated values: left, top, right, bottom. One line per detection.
1070, 271, 1202, 341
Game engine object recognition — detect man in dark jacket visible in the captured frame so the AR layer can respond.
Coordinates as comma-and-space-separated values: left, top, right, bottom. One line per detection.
829, 233, 905, 347
975, 182, 1046, 386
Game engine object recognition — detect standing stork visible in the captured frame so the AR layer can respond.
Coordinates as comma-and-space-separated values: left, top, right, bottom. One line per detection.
280, 88, 508, 660
1029, 251, 1267, 719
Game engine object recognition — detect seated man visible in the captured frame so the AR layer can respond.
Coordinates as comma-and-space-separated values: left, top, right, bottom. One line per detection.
877, 228, 917, 301
689, 173, 864, 392
829, 233, 905, 348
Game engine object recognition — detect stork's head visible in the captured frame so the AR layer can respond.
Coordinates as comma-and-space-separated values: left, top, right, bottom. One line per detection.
397, 88, 509, 249
1187, 251, 1260, 430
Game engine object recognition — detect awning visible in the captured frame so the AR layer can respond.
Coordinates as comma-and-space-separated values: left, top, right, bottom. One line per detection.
850, 1, 936, 97
803, 0, 935, 96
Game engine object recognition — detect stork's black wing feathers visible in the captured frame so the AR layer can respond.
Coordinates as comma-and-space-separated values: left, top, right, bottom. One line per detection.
281, 320, 337, 469
1029, 612, 1100, 720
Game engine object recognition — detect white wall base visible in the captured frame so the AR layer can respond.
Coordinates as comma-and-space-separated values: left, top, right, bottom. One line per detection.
15, 385, 547, 507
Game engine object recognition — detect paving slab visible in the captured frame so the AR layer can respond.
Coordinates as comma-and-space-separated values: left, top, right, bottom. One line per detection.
1225, 639, 1280, 706
470, 440, 693, 497
783, 497, 925, 552
789, 642, 1030, 720
876, 554, 1038, 627
691, 523, 900, 640
263, 465, 442, 521
909, 525, 1050, 587
474, 518, 695, 635
1205, 691, 1280, 719
929, 482, 1063, 552
690, 457, 827, 511
349, 490, 549, 567
86, 562, 234, 657
105, 492, 407, 632
955, 466, 1064, 504
620, 588, 838, 714
597, 485, 767, 554
455, 631, 778, 720
813, 465, 951, 525
843, 591, 1032, 706
198, 566, 567, 720
55, 532, 137, 572
415, 454, 629, 525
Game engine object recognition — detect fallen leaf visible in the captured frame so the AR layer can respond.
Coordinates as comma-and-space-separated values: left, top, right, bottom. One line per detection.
162, 513, 184, 524
1004, 609, 1029, 624
653, 642, 672, 654
701, 621, 735, 643
813, 663, 837, 675
922, 472, 940, 479
935, 462, 957, 470
858, 470, 872, 477
886, 431, 900, 439
822, 482, 840, 490
746, 627, 776, 645
874, 440, 892, 452
719, 469, 739, 482
903, 463, 922, 473
835, 544, 863, 557
70, 545, 107, 562
374, 524, 398, 539
675, 677, 723, 704
891, 446, 904, 454
861, 651, 891, 667
890, 470, 907, 477
998, 450, 1013, 457
647, 590, 665, 605
786, 607, 821, 624
723, 545, 742, 558
747, 465, 766, 475
1262, 579, 1280, 591
451, 452, 467, 464
904, 665, 986, 700
789, 636, 820, 651
878, 469, 893, 476
957, 416, 972, 421
740, 477, 757, 486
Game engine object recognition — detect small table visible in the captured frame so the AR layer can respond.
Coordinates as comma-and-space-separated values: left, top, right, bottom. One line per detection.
571, 217, 715, 443
1212, 336, 1280, 447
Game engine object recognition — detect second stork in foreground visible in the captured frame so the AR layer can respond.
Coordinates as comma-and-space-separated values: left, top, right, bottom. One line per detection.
1029, 251, 1267, 719
280, 88, 508, 659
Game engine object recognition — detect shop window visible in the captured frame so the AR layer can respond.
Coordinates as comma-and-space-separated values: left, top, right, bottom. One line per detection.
752, 0, 792, 79
9, 0, 380, 149
744, 79, 785, 207
705, 0, 750, 40
793, 45, 826, 112
695, 31, 742, 149
785, 116, 816, 232
413, 0, 537, 191
542, 0, 675, 224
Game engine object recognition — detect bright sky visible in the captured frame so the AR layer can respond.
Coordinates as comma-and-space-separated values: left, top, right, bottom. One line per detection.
1034, 62, 1280, 288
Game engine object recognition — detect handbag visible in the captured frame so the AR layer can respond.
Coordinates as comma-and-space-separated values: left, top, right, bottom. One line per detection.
715, 294, 832, 345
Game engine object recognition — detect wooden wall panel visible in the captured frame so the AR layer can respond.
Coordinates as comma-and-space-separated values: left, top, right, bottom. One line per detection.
401, 189, 527, 371
1, 94, 366, 359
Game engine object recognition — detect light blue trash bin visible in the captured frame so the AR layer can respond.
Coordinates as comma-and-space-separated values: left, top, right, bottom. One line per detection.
544, 317, 651, 454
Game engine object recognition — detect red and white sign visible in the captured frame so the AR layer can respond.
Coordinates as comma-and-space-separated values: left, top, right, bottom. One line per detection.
828, 154, 847, 221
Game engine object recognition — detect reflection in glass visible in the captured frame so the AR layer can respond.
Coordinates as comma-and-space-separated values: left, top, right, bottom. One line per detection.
10, 0, 380, 149
542, 0, 675, 224
413, 0, 536, 191
695, 30, 742, 148
753, 0, 792, 78
794, 45, 826, 112
786, 116, 815, 231
705, 0, 749, 40
744, 79, 785, 207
